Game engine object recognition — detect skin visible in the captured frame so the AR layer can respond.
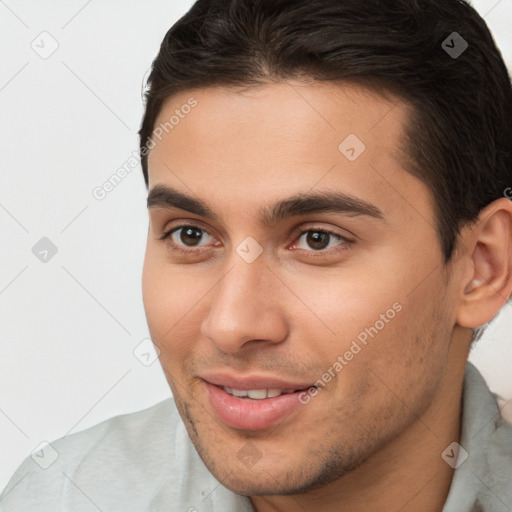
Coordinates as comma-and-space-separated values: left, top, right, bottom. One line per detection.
142, 80, 512, 512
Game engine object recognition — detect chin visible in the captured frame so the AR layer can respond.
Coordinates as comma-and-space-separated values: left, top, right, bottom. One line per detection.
197, 444, 353, 497
211, 469, 310, 496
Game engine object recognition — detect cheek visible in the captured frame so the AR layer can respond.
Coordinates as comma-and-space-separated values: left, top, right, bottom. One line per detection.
349, 286, 451, 418
142, 248, 213, 361
291, 266, 448, 394
142, 249, 187, 341
283, 267, 405, 354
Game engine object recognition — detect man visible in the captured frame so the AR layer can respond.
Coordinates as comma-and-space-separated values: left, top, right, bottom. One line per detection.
2, 0, 512, 510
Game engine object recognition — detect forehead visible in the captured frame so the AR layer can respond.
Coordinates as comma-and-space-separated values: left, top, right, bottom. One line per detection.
148, 80, 411, 174
149, 80, 410, 165
146, 81, 433, 229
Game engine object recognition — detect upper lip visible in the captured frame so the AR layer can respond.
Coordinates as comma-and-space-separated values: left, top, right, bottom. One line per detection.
200, 372, 315, 391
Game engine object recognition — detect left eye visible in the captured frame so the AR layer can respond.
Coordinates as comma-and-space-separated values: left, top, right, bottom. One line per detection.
167, 226, 214, 247
295, 230, 345, 251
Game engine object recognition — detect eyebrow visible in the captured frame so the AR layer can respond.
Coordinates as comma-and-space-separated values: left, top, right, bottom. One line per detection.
147, 184, 384, 224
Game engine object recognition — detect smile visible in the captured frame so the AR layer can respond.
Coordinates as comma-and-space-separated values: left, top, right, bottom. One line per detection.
221, 387, 298, 399
201, 374, 318, 430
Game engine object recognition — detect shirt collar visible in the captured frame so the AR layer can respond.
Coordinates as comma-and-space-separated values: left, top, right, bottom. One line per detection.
443, 361, 512, 511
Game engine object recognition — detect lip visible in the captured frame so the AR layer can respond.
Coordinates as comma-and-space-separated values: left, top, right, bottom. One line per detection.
201, 373, 315, 431
200, 372, 314, 391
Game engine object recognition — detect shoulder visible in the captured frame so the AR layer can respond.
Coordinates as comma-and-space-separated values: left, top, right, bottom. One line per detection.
0, 398, 181, 510
50, 396, 179, 470
444, 363, 512, 511
0, 398, 252, 511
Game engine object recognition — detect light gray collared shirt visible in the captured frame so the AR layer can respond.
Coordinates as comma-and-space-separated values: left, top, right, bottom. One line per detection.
1, 362, 511, 511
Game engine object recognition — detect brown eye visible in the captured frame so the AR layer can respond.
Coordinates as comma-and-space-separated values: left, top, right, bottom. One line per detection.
305, 231, 331, 250
296, 230, 344, 251
177, 226, 204, 246
165, 225, 215, 249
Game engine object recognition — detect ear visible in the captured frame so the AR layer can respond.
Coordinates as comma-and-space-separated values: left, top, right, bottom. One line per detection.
456, 197, 512, 329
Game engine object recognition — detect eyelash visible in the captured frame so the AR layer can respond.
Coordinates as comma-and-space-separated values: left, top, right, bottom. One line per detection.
159, 226, 217, 256
159, 224, 353, 258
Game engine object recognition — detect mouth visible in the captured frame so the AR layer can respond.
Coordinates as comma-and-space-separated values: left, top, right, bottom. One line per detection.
221, 386, 304, 399
200, 374, 318, 430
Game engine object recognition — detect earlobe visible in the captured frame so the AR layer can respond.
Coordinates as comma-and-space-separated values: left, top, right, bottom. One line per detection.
456, 198, 512, 329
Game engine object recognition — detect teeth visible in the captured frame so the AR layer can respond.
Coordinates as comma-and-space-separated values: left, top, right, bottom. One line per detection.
222, 387, 297, 399
247, 389, 267, 399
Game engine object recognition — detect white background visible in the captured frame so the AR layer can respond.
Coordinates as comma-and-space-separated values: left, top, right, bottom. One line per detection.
1, 0, 511, 493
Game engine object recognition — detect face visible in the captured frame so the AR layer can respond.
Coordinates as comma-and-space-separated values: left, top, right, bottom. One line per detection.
142, 81, 460, 495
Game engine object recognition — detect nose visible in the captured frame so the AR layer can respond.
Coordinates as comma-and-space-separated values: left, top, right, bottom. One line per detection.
200, 256, 288, 354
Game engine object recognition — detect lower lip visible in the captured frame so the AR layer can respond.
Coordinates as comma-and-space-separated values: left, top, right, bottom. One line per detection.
205, 381, 305, 430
